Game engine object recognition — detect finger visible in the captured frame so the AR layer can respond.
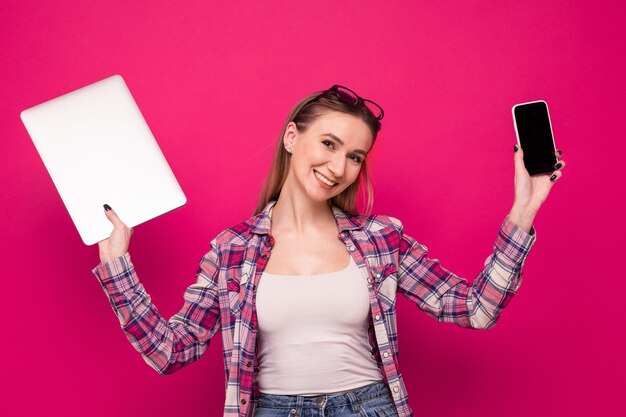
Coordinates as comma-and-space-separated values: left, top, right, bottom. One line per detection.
553, 159, 566, 171
130, 227, 135, 236
554, 149, 563, 157
550, 170, 563, 183
514, 144, 525, 173
103, 204, 125, 228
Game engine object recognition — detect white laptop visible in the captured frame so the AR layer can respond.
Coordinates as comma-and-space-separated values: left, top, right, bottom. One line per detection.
21, 75, 187, 245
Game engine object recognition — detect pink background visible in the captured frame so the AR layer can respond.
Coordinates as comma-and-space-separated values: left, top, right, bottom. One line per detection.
2, 1, 624, 416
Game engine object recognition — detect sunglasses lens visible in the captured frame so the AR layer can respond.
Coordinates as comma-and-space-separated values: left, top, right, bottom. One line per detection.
335, 87, 359, 105
363, 100, 383, 120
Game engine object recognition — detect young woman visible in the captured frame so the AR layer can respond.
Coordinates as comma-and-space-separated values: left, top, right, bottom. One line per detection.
94, 85, 566, 417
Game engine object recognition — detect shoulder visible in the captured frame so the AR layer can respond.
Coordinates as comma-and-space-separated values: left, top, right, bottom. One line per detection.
357, 213, 405, 234
210, 213, 265, 247
355, 213, 423, 256
331, 203, 404, 234
349, 213, 410, 256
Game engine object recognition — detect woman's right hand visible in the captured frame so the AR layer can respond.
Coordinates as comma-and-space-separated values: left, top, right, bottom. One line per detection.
98, 204, 134, 264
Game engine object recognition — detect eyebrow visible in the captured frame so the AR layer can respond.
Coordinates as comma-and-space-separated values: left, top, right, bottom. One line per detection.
321, 133, 368, 156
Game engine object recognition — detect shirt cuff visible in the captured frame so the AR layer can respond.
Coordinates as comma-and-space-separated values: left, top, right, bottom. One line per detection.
92, 252, 139, 295
495, 215, 538, 263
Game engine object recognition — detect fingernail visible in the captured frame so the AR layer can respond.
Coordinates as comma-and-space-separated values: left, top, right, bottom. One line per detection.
103, 204, 112, 211
558, 150, 562, 156
514, 144, 519, 152
550, 174, 557, 182
554, 162, 562, 169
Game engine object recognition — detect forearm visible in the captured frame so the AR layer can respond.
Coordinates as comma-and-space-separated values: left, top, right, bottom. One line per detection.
397, 215, 537, 329
464, 215, 537, 328
92, 253, 219, 375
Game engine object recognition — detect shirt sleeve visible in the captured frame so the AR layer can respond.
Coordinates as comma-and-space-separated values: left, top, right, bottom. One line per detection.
396, 215, 537, 329
92, 244, 222, 374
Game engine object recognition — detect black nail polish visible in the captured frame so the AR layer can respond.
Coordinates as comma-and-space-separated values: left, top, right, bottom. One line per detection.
554, 163, 562, 170
550, 174, 557, 182
103, 204, 112, 211
557, 150, 562, 156
514, 144, 518, 152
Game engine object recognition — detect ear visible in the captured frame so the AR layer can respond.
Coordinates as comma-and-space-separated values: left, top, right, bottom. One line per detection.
283, 121, 298, 150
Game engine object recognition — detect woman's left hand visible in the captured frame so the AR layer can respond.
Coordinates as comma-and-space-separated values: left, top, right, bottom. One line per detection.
512, 145, 566, 212
507, 145, 566, 232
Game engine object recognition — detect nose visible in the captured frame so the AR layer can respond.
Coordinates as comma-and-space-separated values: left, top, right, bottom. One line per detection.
327, 153, 346, 179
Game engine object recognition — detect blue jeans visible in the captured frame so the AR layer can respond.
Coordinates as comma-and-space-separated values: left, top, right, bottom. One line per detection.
253, 381, 399, 417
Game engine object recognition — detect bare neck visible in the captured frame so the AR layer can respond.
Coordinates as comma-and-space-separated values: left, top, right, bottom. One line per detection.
270, 193, 336, 237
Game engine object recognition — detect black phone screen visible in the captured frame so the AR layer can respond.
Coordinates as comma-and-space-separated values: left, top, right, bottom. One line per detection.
513, 101, 557, 175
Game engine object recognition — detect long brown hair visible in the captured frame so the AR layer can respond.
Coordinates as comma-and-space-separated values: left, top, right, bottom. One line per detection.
254, 88, 381, 217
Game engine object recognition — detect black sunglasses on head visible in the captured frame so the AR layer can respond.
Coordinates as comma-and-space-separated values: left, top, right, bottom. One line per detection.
306, 84, 384, 120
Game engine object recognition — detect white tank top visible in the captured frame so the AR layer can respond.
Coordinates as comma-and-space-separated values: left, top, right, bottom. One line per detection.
255, 255, 383, 395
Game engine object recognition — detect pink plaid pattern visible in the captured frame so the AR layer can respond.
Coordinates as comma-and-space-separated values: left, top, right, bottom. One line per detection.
93, 200, 536, 417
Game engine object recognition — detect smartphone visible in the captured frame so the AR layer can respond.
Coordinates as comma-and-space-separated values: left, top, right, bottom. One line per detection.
512, 100, 558, 175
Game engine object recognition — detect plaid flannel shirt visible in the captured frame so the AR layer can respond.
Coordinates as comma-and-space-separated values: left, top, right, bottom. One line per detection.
93, 200, 536, 417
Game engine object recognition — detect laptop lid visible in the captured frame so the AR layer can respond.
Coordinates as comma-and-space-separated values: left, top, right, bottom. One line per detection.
21, 75, 187, 246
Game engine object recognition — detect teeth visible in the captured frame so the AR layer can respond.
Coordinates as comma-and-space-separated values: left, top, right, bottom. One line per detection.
314, 170, 336, 187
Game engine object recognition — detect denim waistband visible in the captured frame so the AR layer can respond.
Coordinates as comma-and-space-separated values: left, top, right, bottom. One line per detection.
257, 380, 391, 409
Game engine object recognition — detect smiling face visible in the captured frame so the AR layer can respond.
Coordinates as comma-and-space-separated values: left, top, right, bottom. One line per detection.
283, 110, 374, 204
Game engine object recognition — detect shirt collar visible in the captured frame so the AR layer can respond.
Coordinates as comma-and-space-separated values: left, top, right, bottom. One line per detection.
250, 200, 364, 235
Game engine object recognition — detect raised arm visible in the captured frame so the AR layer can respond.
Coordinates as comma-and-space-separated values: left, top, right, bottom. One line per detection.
93, 205, 221, 374
396, 216, 536, 329
396, 144, 565, 328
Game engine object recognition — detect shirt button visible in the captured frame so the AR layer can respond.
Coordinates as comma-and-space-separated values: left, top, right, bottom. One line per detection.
349, 246, 356, 252
393, 386, 400, 393
240, 399, 247, 405
367, 278, 372, 284
375, 314, 381, 320
383, 351, 389, 358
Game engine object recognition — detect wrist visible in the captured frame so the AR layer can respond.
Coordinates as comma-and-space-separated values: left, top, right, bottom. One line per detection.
100, 256, 114, 265
99, 251, 127, 265
508, 204, 538, 233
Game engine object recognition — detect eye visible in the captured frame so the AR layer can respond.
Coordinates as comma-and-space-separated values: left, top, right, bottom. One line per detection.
349, 154, 363, 164
322, 140, 334, 148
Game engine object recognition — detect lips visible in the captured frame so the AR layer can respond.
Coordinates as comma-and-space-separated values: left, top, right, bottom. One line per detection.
314, 170, 337, 187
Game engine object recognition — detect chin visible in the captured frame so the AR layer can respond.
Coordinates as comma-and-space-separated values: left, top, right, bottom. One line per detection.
306, 185, 342, 202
